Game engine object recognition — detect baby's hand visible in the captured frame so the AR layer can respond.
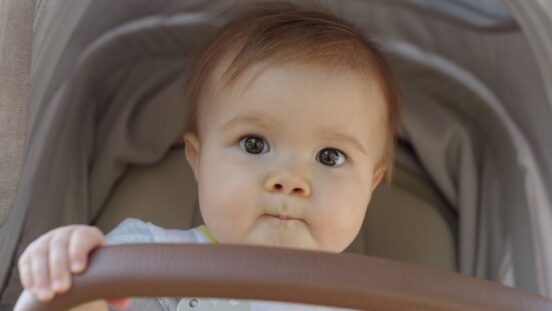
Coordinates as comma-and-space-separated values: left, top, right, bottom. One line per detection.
17, 225, 130, 309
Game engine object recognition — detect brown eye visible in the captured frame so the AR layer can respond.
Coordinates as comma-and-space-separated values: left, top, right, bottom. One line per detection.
317, 148, 346, 167
239, 135, 269, 154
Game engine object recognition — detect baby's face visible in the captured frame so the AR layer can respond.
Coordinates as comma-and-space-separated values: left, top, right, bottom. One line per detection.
184, 62, 387, 252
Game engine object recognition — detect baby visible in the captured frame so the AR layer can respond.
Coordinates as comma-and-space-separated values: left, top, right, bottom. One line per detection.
17, 2, 401, 310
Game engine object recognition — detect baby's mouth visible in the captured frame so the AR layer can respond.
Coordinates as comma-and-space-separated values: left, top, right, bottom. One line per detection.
262, 203, 306, 224
268, 214, 298, 220
263, 213, 304, 223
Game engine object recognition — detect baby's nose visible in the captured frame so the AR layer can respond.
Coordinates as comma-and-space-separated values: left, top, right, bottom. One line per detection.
264, 172, 311, 197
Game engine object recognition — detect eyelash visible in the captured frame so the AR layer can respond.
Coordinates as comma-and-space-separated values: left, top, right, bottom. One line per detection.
237, 134, 349, 166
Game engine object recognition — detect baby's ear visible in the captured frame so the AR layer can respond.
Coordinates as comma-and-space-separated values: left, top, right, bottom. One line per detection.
371, 164, 386, 192
183, 133, 200, 181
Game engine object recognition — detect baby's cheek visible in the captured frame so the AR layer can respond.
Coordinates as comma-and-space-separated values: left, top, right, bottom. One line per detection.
311, 178, 369, 251
197, 156, 261, 243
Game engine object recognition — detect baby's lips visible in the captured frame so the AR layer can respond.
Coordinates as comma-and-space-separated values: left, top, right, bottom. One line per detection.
268, 214, 301, 220
263, 213, 307, 225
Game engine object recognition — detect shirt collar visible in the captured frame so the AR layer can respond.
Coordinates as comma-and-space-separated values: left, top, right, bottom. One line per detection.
197, 224, 217, 244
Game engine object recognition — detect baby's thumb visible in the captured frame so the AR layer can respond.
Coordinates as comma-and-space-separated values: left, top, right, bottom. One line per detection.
107, 297, 131, 309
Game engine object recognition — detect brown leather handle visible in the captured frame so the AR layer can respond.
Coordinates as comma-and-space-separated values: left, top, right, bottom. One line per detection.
14, 244, 552, 311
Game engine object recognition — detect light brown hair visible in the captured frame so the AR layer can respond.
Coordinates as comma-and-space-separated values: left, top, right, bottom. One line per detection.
183, 2, 401, 183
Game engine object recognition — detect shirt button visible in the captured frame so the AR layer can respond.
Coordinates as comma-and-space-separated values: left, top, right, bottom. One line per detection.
177, 298, 200, 310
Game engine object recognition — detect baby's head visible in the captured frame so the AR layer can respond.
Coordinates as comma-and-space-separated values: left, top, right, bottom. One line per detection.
182, 2, 401, 252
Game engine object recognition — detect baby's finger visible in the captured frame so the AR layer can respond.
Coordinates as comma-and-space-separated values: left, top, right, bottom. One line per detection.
30, 244, 54, 301
49, 230, 72, 294
18, 235, 49, 292
107, 297, 131, 309
68, 226, 105, 273
17, 256, 33, 292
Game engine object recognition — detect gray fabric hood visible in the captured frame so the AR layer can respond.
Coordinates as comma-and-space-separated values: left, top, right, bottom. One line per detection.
1, 0, 552, 308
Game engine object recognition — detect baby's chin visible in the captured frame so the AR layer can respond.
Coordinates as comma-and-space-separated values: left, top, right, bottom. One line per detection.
245, 234, 319, 250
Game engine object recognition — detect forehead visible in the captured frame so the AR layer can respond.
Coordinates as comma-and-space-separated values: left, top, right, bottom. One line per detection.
200, 61, 387, 154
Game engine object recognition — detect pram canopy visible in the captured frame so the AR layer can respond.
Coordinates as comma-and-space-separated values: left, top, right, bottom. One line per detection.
1, 0, 552, 308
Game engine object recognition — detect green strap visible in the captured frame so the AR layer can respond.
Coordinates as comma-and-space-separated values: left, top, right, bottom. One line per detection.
198, 225, 217, 244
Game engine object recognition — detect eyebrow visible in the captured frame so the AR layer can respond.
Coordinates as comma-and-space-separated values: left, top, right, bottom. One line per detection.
221, 114, 277, 132
222, 114, 368, 155
319, 130, 368, 156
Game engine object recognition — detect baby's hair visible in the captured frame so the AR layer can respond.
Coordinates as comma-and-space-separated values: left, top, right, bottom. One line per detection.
183, 1, 401, 183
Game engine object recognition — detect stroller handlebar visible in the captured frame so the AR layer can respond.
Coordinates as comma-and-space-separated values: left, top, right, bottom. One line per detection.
14, 243, 552, 311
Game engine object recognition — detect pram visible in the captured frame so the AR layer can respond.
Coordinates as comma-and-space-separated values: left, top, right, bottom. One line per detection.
1, 0, 552, 309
